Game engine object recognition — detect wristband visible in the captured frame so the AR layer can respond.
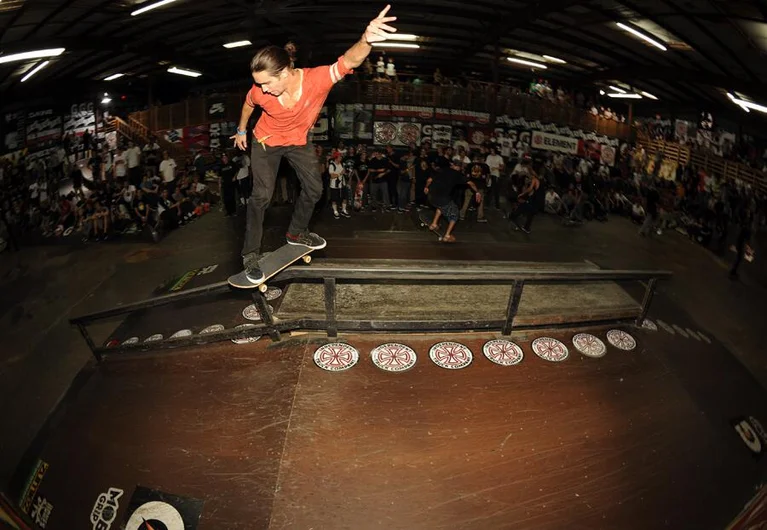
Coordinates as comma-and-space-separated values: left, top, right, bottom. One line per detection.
236, 130, 247, 136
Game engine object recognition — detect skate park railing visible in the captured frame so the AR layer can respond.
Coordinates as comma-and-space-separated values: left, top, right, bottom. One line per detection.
70, 262, 673, 360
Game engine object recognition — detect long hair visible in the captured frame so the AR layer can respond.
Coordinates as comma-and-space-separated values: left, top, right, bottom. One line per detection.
250, 42, 297, 76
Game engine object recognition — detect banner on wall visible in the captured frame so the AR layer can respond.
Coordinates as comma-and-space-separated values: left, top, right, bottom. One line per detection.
208, 96, 226, 119
375, 105, 434, 120
578, 139, 602, 161
531, 131, 578, 154
435, 108, 490, 124
497, 115, 620, 147
467, 127, 495, 148
311, 106, 329, 141
334, 104, 356, 139
64, 102, 95, 138
423, 124, 451, 147
354, 104, 373, 140
3, 112, 25, 152
183, 124, 210, 150
373, 122, 422, 146
600, 144, 616, 167
163, 128, 184, 144
209, 121, 235, 150
26, 109, 61, 148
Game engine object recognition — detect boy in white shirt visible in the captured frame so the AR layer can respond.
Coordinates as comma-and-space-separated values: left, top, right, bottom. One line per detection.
485, 145, 504, 209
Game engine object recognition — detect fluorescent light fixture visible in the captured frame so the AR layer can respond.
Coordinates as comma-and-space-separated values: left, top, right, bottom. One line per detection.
371, 42, 420, 49
223, 40, 252, 49
608, 85, 626, 93
728, 93, 766, 113
20, 61, 49, 82
167, 66, 202, 77
388, 33, 419, 41
507, 57, 547, 69
101, 97, 112, 104
104, 73, 124, 81
131, 0, 178, 16
640, 91, 658, 100
542, 55, 566, 64
599, 89, 605, 95
0, 47, 65, 64
608, 93, 642, 99
616, 22, 668, 51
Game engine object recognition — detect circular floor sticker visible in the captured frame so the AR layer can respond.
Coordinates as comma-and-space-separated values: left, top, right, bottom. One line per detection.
144, 334, 164, 343
232, 323, 261, 344
200, 324, 225, 335
698, 332, 712, 344
429, 342, 473, 370
606, 329, 637, 351
531, 337, 569, 362
572, 333, 606, 358
686, 327, 701, 341
672, 324, 689, 338
314, 343, 359, 371
265, 287, 283, 301
370, 343, 417, 372
641, 319, 658, 331
242, 304, 274, 321
170, 329, 193, 339
656, 319, 675, 335
121, 336, 139, 346
482, 339, 524, 366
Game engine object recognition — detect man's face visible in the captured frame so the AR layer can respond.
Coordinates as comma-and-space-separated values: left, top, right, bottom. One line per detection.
253, 70, 288, 96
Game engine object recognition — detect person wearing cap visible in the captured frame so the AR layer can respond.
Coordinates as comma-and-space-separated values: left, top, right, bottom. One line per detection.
423, 158, 482, 243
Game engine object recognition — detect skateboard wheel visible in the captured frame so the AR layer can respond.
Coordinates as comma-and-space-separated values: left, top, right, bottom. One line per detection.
303, 255, 312, 264
259, 284, 268, 293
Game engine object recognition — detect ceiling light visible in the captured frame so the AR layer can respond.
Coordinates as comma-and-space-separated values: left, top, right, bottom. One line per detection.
608, 93, 642, 99
223, 40, 252, 49
104, 73, 124, 81
101, 92, 111, 104
542, 55, 566, 64
599, 89, 605, 95
727, 93, 750, 112
608, 85, 626, 93
131, 0, 178, 16
728, 93, 766, 113
388, 34, 419, 41
616, 22, 668, 51
20, 61, 49, 82
0, 48, 65, 64
371, 43, 420, 49
640, 91, 658, 100
507, 57, 547, 69
168, 66, 202, 77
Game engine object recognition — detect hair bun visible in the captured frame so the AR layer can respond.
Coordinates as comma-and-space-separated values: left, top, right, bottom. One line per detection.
284, 42, 297, 62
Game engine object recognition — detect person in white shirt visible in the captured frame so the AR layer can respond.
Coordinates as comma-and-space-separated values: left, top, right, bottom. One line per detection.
376, 55, 385, 78
159, 151, 177, 193
125, 141, 142, 187
485, 145, 504, 209
385, 57, 396, 81
453, 137, 469, 154
113, 148, 127, 180
327, 153, 350, 219
122, 182, 137, 206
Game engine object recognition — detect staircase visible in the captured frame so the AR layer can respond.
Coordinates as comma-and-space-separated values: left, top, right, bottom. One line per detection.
111, 116, 188, 162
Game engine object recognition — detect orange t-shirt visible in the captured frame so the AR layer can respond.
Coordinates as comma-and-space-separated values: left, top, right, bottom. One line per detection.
246, 56, 352, 147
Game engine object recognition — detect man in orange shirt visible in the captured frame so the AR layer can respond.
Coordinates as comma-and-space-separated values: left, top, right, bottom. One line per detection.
231, 5, 398, 284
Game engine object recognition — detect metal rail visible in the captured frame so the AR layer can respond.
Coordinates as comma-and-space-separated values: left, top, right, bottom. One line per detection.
69, 260, 672, 361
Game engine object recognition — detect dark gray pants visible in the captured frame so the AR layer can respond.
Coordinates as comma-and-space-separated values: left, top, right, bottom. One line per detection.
242, 142, 322, 258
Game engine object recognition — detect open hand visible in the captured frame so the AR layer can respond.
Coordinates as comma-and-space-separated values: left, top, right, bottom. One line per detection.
230, 133, 248, 151
364, 5, 397, 44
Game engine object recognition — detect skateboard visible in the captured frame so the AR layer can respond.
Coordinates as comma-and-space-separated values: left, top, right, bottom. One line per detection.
353, 183, 364, 211
418, 212, 445, 241
228, 242, 314, 291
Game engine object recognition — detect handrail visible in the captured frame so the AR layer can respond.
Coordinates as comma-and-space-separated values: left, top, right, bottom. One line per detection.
70, 259, 671, 360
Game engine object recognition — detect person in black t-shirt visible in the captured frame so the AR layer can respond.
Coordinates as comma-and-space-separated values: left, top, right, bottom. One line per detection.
509, 169, 545, 234
423, 158, 481, 243
413, 154, 431, 210
639, 185, 660, 237
367, 150, 390, 210
219, 153, 238, 216
385, 145, 401, 210
461, 155, 489, 222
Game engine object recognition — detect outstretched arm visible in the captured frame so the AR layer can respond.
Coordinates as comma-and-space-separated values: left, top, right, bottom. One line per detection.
343, 5, 398, 69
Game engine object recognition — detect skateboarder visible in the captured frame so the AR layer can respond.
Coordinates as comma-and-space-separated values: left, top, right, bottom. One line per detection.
231, 5, 399, 283
423, 158, 482, 243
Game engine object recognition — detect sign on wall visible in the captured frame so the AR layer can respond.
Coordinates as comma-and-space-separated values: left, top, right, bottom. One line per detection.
373, 122, 422, 146
531, 131, 579, 154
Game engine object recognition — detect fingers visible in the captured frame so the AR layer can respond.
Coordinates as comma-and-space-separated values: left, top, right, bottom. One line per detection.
376, 4, 391, 19
377, 23, 397, 32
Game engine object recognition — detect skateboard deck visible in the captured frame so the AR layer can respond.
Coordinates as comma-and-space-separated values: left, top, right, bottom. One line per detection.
228, 243, 315, 291
418, 212, 445, 241
353, 183, 364, 211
